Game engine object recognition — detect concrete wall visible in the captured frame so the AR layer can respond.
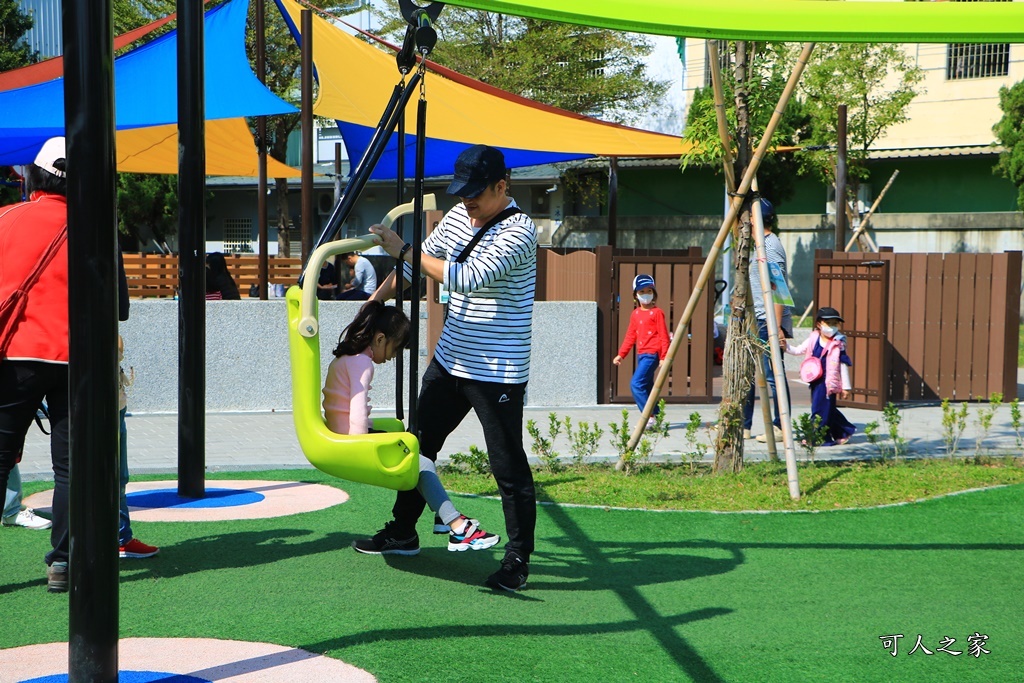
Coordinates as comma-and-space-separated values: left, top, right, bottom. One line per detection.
121, 299, 596, 414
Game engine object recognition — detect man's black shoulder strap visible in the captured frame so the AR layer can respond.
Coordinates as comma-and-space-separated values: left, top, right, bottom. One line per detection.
454, 205, 522, 264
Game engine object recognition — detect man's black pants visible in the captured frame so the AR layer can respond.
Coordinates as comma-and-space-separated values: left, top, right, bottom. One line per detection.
0, 360, 70, 565
392, 359, 536, 559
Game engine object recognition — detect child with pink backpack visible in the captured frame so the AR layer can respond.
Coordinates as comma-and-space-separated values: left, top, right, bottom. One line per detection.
784, 307, 856, 446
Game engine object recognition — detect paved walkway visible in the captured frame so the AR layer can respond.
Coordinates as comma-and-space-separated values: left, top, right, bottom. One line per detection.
18, 371, 1024, 481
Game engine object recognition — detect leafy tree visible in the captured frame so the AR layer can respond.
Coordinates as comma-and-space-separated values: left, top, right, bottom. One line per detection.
798, 44, 924, 195
375, 4, 667, 124
116, 172, 178, 250
682, 42, 809, 204
0, 0, 35, 72
246, 1, 303, 257
682, 41, 922, 471
993, 79, 1024, 213
0, 0, 35, 205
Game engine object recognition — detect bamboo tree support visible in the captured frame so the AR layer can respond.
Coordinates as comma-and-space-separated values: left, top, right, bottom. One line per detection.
707, 39, 776, 463
843, 194, 876, 253
796, 169, 899, 326
749, 176, 799, 495
619, 43, 816, 489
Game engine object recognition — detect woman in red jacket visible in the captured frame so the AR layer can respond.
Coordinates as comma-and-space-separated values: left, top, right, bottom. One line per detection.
613, 274, 670, 430
0, 137, 71, 591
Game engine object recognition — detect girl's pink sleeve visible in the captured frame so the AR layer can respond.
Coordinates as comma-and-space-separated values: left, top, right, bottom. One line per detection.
617, 311, 638, 358
785, 336, 811, 356
347, 357, 374, 435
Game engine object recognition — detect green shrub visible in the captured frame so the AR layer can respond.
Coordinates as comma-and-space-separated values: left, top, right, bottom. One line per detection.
448, 445, 490, 475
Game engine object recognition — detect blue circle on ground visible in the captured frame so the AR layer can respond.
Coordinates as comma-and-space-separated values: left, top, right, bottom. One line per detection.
126, 487, 265, 509
22, 672, 211, 683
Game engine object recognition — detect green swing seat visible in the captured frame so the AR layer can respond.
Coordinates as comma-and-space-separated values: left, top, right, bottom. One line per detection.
286, 196, 435, 491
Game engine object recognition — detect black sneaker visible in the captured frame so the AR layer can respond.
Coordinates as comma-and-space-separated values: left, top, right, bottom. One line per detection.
47, 561, 68, 593
486, 551, 529, 592
432, 515, 451, 534
352, 522, 420, 556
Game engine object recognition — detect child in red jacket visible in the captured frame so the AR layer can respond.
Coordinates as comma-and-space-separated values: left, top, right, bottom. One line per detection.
613, 274, 670, 429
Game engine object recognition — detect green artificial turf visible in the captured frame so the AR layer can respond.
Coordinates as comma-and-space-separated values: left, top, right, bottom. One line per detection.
2, 468, 1021, 682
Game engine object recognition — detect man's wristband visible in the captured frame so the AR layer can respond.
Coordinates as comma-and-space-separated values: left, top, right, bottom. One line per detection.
398, 242, 412, 262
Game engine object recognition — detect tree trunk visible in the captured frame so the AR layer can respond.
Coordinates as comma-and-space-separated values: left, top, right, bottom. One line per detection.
714, 41, 755, 474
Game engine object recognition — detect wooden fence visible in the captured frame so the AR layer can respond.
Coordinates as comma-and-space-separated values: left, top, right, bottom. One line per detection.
122, 253, 303, 298
815, 249, 1021, 403
538, 246, 715, 404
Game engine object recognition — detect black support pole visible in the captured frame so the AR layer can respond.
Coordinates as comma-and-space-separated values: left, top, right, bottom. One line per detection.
409, 96, 427, 435
301, 9, 314, 264
177, 0, 206, 498
256, 0, 268, 300
64, 0, 119, 678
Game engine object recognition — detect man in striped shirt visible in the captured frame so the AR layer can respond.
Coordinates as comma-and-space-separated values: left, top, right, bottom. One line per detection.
362, 145, 537, 592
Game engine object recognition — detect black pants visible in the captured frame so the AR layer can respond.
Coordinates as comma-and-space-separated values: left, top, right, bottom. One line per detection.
0, 360, 70, 565
392, 359, 536, 559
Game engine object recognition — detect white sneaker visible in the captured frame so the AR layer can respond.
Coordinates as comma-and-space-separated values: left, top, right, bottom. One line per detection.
756, 426, 785, 443
2, 509, 52, 530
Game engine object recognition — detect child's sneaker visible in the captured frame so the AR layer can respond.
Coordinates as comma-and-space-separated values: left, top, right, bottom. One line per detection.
485, 550, 529, 592
119, 538, 160, 558
645, 416, 658, 431
447, 516, 500, 552
432, 515, 451, 534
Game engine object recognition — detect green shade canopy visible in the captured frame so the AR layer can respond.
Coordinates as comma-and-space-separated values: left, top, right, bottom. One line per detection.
440, 0, 1024, 43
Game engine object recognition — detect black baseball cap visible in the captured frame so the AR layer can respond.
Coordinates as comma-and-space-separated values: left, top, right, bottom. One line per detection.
816, 306, 844, 322
446, 144, 507, 198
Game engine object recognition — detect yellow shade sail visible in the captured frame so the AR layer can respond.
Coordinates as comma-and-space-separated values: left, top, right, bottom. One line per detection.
116, 118, 300, 177
278, 0, 687, 158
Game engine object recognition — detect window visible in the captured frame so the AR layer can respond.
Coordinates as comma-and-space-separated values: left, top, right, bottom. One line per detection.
223, 218, 254, 253
945, 0, 1010, 80
946, 42, 1010, 80
703, 40, 730, 87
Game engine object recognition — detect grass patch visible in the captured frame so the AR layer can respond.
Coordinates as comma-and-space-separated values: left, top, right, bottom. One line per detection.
441, 457, 1024, 512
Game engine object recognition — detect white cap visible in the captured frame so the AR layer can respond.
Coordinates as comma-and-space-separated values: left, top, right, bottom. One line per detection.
34, 137, 66, 178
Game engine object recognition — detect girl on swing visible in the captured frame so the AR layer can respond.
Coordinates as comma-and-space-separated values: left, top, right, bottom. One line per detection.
323, 300, 500, 554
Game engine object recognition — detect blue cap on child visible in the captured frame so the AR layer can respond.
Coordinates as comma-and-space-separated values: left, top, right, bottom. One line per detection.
633, 274, 656, 293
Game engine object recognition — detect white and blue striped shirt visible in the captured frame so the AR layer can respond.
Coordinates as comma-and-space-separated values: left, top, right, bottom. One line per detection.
404, 199, 537, 384
749, 231, 793, 334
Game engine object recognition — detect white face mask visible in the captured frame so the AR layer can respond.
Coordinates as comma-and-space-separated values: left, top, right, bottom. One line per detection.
820, 324, 838, 338
637, 293, 654, 305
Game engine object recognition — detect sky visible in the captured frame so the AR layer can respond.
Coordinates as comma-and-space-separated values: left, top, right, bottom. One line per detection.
636, 35, 686, 136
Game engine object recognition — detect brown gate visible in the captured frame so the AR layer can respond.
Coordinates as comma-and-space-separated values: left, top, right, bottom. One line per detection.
606, 247, 715, 404
813, 257, 890, 410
